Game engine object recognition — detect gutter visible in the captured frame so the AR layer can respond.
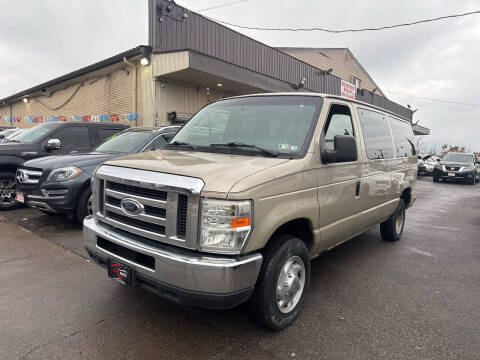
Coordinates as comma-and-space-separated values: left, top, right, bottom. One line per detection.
1, 45, 152, 104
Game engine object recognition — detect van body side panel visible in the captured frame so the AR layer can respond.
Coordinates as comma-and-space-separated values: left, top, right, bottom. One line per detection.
229, 155, 320, 254
315, 162, 363, 252
312, 99, 364, 254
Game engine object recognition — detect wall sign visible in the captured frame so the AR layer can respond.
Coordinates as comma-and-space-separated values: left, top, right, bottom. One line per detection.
341, 80, 356, 100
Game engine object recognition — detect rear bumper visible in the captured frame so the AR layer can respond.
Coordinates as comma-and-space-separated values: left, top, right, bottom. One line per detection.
83, 216, 263, 309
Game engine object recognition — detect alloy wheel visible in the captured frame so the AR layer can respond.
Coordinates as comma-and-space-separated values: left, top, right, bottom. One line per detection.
0, 178, 16, 206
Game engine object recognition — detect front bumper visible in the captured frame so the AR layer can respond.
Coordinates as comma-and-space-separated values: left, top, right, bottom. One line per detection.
434, 169, 475, 181
83, 216, 263, 309
17, 174, 89, 213
417, 165, 433, 175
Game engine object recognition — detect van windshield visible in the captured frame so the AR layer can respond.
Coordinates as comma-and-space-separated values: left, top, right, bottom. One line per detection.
169, 96, 322, 157
9, 123, 59, 143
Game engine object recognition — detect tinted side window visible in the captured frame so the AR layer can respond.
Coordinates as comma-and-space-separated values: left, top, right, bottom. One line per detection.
323, 104, 355, 152
162, 132, 176, 143
54, 126, 90, 152
357, 108, 394, 160
98, 128, 122, 144
388, 116, 416, 157
144, 133, 177, 151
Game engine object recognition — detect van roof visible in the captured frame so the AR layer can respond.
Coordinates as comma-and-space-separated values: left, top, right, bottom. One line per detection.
222, 92, 411, 122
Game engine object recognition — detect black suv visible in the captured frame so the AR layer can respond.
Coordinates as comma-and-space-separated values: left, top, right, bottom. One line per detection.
0, 122, 128, 210
433, 152, 479, 184
16, 126, 179, 223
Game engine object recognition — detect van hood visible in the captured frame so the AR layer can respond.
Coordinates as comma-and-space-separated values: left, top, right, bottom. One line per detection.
23, 152, 124, 171
103, 150, 290, 194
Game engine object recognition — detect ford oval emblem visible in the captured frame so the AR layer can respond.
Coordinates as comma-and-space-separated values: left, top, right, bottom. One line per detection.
120, 198, 144, 216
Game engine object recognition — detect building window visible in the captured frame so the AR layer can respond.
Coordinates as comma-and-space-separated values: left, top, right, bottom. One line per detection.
352, 76, 361, 89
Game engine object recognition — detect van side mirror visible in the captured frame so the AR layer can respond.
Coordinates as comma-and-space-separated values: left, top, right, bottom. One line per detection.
417, 155, 422, 160
47, 138, 61, 150
436, 158, 441, 162
322, 135, 357, 163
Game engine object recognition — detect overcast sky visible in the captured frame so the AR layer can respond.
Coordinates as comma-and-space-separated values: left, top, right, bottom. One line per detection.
1, 0, 479, 150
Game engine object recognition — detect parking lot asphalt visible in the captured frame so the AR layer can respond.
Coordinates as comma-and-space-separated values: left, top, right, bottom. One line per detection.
0, 176, 479, 360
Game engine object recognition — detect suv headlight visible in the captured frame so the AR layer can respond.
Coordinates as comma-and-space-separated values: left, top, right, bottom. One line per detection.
434, 163, 443, 170
461, 164, 474, 171
46, 166, 83, 182
200, 198, 252, 254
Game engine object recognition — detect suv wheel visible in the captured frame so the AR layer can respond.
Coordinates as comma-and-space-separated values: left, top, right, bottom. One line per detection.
249, 234, 310, 330
380, 199, 406, 242
433, 174, 440, 183
0, 172, 21, 211
75, 186, 92, 224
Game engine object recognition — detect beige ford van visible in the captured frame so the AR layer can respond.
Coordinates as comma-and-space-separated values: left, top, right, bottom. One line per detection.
83, 93, 417, 330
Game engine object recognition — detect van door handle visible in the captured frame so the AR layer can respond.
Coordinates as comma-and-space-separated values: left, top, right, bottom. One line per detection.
355, 181, 361, 197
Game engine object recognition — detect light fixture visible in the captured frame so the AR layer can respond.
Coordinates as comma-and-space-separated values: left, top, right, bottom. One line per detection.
216, 83, 223, 87
140, 46, 152, 66
292, 77, 307, 90
22, 97, 29, 103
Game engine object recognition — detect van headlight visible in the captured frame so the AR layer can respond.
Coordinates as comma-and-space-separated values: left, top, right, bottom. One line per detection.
46, 166, 83, 182
200, 198, 252, 254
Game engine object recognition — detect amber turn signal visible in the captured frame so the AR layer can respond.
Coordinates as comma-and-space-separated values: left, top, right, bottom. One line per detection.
231, 217, 251, 228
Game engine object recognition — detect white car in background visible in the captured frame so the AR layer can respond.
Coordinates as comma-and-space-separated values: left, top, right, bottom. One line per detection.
417, 154, 439, 176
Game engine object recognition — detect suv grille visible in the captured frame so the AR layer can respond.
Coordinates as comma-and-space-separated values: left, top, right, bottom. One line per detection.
16, 167, 43, 185
93, 166, 203, 250
445, 166, 461, 171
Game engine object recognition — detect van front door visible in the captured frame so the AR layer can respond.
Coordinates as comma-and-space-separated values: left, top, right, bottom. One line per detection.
315, 102, 363, 252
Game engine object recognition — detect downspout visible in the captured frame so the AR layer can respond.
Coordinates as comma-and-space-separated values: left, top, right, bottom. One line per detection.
123, 57, 138, 127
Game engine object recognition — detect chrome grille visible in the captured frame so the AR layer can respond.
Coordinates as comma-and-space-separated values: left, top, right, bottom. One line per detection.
93, 165, 204, 250
16, 168, 43, 184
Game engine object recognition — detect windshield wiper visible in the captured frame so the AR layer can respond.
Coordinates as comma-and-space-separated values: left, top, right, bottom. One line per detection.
210, 142, 278, 157
166, 141, 197, 150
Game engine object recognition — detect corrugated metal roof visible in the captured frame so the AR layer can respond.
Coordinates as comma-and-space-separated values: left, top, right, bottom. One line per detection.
149, 0, 411, 120
277, 47, 385, 96
0, 46, 150, 104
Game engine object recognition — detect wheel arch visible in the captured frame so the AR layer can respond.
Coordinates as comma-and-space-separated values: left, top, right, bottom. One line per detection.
262, 217, 314, 254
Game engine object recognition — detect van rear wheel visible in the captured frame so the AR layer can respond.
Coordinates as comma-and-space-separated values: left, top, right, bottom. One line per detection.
380, 199, 406, 242
249, 234, 310, 330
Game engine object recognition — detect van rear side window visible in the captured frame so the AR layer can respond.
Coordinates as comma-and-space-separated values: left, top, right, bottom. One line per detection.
388, 116, 416, 157
357, 108, 394, 160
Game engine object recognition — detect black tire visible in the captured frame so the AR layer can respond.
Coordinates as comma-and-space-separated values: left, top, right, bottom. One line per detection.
468, 176, 475, 185
249, 234, 310, 331
75, 186, 92, 224
0, 172, 21, 211
433, 174, 439, 183
380, 199, 406, 242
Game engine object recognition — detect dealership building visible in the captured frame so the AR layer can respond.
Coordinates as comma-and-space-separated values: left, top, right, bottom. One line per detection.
0, 0, 429, 135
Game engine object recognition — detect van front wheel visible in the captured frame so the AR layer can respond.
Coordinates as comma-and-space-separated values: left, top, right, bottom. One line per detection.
249, 234, 310, 330
380, 199, 406, 242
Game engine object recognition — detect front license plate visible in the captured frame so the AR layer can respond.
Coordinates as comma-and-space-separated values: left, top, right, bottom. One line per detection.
108, 261, 133, 286
16, 192, 24, 203
448, 172, 455, 177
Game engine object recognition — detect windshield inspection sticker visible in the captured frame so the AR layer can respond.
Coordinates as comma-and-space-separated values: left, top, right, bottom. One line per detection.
278, 144, 298, 151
